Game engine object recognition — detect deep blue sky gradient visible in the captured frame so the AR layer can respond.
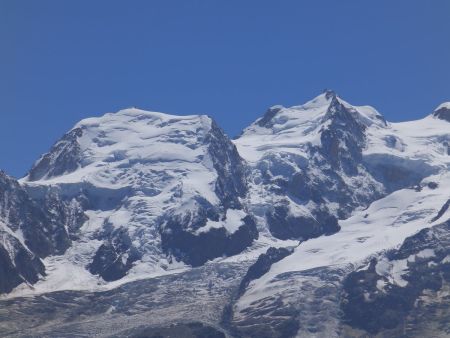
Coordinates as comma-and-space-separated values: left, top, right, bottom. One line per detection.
1, 0, 449, 177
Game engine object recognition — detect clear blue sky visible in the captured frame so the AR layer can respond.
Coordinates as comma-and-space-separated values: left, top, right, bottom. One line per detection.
1, 1, 449, 178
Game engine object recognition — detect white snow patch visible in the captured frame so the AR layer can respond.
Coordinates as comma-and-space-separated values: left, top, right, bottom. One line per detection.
195, 209, 248, 234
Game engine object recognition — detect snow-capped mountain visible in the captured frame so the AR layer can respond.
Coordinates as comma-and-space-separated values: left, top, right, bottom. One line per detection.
232, 94, 450, 337
19, 109, 257, 284
1, 92, 449, 338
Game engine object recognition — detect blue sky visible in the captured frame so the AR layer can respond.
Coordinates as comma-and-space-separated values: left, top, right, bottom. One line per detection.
1, 0, 449, 177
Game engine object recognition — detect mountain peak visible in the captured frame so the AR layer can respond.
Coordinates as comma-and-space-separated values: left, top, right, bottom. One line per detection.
256, 105, 285, 127
433, 102, 450, 122
25, 108, 218, 182
323, 89, 337, 100
248, 91, 386, 136
76, 107, 211, 129
254, 91, 339, 129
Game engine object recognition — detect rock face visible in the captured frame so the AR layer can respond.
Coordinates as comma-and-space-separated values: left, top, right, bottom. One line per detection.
161, 212, 258, 267
1, 92, 450, 338
0, 170, 89, 293
266, 203, 339, 240
433, 102, 450, 122
238, 246, 293, 296
0, 231, 45, 294
342, 219, 450, 336
0, 171, 72, 257
207, 121, 248, 209
0, 171, 62, 293
28, 128, 83, 181
88, 226, 142, 281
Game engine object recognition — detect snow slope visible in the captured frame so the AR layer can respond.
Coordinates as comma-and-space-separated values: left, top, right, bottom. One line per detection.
235, 172, 450, 312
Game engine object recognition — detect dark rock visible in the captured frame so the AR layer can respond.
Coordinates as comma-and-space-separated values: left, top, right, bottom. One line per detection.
0, 171, 71, 257
0, 233, 45, 294
267, 203, 339, 241
323, 89, 337, 100
257, 106, 284, 128
89, 227, 141, 281
238, 247, 293, 296
431, 199, 450, 223
0, 245, 24, 294
0, 171, 88, 292
206, 121, 248, 210
427, 181, 438, 189
162, 214, 258, 267
28, 128, 83, 181
320, 96, 366, 175
342, 220, 450, 335
433, 106, 450, 122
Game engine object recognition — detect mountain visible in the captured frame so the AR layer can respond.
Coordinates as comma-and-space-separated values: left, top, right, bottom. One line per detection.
20, 109, 257, 283
232, 93, 450, 337
1, 92, 449, 338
